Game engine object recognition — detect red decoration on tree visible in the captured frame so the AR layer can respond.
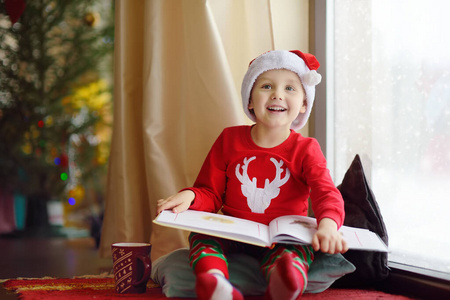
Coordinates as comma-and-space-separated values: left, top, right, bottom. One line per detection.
4, 0, 26, 25
59, 153, 69, 168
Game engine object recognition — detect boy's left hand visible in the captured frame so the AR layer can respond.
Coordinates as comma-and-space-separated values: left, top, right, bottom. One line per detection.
312, 218, 348, 254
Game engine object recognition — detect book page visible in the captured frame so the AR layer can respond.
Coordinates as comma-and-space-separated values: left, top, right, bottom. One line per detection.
339, 226, 388, 252
269, 215, 388, 252
269, 215, 316, 245
155, 210, 271, 247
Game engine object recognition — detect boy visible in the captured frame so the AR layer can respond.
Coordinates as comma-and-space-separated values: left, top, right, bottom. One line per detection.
157, 50, 347, 300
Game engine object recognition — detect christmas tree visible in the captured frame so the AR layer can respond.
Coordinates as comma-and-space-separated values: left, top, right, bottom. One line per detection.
0, 0, 114, 231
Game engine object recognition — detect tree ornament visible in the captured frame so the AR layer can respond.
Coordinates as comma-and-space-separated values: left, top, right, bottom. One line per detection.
84, 12, 100, 27
59, 153, 69, 168
4, 0, 26, 25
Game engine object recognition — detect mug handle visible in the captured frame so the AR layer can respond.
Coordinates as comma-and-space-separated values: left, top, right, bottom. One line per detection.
133, 254, 152, 286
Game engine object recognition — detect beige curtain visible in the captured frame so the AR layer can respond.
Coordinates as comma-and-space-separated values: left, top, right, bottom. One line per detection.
99, 0, 310, 260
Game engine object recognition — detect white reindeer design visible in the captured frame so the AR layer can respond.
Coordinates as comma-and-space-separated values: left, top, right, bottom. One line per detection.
235, 156, 290, 213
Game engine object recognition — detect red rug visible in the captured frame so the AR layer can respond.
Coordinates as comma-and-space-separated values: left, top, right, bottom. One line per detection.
2, 277, 415, 299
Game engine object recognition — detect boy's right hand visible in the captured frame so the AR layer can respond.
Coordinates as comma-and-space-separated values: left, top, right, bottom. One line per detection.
156, 190, 195, 215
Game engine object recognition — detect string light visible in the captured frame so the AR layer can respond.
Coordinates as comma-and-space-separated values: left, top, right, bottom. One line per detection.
68, 197, 76, 205
60, 172, 68, 181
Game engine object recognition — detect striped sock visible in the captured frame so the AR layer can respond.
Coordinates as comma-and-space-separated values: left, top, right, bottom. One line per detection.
264, 253, 306, 300
195, 273, 243, 300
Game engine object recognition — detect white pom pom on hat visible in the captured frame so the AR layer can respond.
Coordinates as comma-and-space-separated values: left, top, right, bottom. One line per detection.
241, 50, 322, 130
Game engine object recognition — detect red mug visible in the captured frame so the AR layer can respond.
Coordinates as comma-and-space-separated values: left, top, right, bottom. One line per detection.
111, 242, 152, 293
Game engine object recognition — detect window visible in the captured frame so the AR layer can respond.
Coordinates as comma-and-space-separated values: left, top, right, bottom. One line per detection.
315, 0, 450, 276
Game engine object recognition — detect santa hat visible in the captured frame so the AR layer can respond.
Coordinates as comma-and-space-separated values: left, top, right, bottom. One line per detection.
241, 50, 322, 130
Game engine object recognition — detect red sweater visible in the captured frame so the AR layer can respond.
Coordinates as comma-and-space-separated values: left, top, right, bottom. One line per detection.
188, 126, 344, 227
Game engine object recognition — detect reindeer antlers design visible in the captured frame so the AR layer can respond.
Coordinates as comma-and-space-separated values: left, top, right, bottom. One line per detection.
235, 156, 290, 213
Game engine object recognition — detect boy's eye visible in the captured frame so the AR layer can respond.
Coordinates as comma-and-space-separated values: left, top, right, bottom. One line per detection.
286, 86, 295, 91
262, 84, 272, 89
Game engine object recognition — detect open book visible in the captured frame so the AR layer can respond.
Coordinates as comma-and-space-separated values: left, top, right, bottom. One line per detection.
154, 210, 388, 252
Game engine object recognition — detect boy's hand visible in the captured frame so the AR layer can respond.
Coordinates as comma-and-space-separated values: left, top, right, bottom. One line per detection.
311, 218, 348, 254
156, 190, 195, 215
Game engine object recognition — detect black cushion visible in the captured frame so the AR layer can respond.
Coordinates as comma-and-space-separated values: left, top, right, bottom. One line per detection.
333, 154, 389, 287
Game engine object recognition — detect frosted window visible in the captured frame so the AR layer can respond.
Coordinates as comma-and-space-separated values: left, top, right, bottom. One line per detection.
333, 0, 450, 273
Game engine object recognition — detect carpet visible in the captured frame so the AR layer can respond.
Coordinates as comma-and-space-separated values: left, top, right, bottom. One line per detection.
2, 277, 415, 300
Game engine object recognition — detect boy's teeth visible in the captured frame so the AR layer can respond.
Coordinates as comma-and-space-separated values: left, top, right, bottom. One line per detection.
268, 107, 286, 111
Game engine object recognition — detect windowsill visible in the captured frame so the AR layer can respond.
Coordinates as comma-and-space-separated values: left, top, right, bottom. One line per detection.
389, 261, 450, 281
381, 261, 450, 299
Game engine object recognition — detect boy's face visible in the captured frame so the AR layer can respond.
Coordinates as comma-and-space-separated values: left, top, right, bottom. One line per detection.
249, 69, 306, 130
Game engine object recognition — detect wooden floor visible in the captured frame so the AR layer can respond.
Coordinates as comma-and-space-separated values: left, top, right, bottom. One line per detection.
0, 236, 112, 299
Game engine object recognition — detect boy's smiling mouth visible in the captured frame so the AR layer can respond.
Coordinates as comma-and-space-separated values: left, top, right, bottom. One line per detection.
267, 106, 287, 112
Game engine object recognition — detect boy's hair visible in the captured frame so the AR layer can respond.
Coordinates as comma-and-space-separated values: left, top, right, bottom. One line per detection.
241, 50, 322, 130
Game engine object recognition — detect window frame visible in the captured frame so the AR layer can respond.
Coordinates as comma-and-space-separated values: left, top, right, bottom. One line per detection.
310, 0, 335, 178
310, 0, 450, 296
